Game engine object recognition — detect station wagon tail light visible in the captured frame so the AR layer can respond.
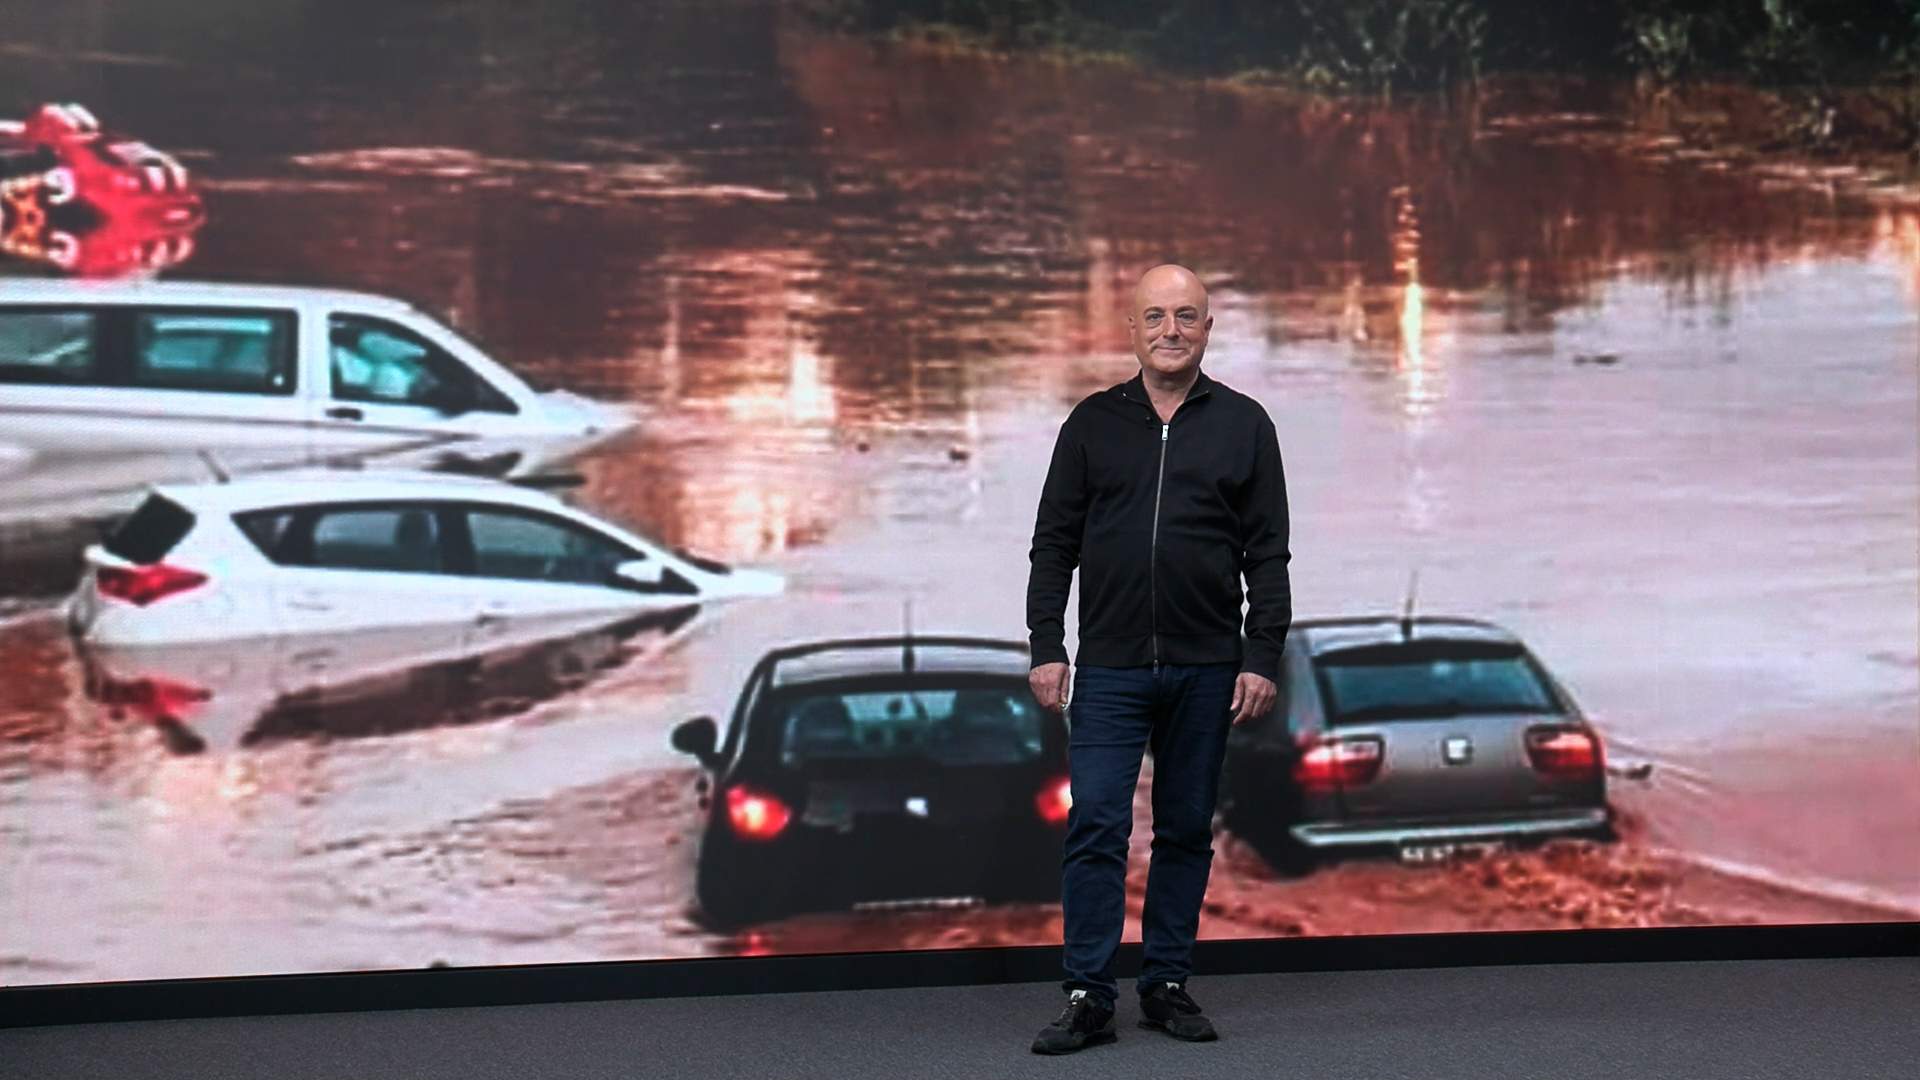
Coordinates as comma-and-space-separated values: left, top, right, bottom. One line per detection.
1526, 726, 1601, 778
1034, 776, 1072, 825
96, 563, 208, 606
1293, 735, 1384, 792
725, 784, 793, 841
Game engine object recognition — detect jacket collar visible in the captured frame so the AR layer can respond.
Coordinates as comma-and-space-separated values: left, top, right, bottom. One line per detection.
1118, 366, 1214, 407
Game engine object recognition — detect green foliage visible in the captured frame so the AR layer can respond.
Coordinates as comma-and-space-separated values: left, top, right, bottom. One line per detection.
802, 0, 1920, 96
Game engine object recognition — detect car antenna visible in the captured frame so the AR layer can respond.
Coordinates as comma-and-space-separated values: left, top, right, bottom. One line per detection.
196, 449, 231, 485
901, 598, 916, 674
1399, 568, 1420, 642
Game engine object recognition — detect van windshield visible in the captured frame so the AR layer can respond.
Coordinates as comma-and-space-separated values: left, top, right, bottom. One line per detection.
1314, 642, 1559, 723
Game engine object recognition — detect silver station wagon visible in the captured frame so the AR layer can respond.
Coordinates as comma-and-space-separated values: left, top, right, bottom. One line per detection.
1219, 616, 1613, 873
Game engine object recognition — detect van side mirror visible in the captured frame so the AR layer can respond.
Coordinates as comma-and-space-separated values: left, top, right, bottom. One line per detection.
671, 716, 720, 765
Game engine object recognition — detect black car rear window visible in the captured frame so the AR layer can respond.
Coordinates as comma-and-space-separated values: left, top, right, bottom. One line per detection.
1315, 642, 1559, 723
773, 686, 1045, 766
104, 495, 196, 564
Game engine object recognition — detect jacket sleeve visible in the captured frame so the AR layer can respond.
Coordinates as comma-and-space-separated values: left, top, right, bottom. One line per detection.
1237, 412, 1292, 682
1026, 414, 1087, 669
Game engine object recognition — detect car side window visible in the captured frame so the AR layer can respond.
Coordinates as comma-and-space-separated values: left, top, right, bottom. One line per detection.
132, 310, 296, 395
466, 509, 631, 586
307, 507, 446, 574
329, 314, 515, 414
0, 309, 97, 384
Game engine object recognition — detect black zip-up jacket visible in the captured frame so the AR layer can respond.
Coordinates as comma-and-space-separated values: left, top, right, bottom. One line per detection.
1026, 368, 1292, 682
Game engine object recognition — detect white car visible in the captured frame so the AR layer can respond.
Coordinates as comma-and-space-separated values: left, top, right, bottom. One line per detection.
0, 279, 635, 462
66, 471, 783, 648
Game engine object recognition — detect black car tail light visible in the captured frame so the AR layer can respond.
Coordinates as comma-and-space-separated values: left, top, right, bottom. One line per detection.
1033, 775, 1072, 825
1526, 726, 1602, 779
725, 784, 793, 841
1292, 735, 1384, 793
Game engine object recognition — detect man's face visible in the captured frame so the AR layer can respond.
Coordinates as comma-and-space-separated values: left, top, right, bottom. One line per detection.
1128, 271, 1212, 377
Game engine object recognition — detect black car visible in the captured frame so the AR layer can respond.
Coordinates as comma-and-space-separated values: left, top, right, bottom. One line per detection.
1220, 616, 1613, 874
671, 636, 1070, 927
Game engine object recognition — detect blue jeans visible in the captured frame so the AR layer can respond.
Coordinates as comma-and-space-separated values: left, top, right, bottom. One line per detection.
1060, 661, 1238, 1003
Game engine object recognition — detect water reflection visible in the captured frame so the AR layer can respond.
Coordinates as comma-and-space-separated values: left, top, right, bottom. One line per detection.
76, 607, 699, 754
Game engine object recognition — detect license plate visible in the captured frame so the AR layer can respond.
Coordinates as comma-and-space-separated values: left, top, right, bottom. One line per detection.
1399, 841, 1498, 865
1398, 842, 1458, 864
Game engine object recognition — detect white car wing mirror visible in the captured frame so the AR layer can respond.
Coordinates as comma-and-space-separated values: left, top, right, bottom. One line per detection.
613, 559, 666, 587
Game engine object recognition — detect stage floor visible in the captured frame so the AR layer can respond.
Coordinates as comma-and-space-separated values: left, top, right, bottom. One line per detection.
5, 956, 1915, 1079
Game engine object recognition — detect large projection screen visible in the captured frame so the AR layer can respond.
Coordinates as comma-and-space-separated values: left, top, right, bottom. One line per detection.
2, 1, 1915, 986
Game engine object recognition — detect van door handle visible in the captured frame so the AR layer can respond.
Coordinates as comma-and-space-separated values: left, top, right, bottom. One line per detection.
326, 406, 365, 421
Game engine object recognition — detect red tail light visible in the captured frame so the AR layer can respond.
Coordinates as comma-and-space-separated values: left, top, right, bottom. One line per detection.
96, 562, 207, 606
95, 675, 210, 721
725, 784, 792, 841
1034, 776, 1072, 825
1293, 735, 1384, 793
1527, 726, 1602, 778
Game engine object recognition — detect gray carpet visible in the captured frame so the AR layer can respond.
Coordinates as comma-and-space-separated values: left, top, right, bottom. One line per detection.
4, 957, 1915, 1080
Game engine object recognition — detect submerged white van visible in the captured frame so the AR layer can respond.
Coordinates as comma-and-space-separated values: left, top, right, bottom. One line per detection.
0, 279, 635, 461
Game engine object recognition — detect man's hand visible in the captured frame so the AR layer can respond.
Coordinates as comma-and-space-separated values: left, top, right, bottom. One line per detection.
1029, 661, 1070, 713
1230, 672, 1276, 726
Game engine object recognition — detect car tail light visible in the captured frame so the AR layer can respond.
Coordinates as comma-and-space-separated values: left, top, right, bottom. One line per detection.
96, 563, 207, 606
1527, 726, 1602, 778
1293, 735, 1384, 793
1034, 776, 1072, 825
725, 784, 792, 841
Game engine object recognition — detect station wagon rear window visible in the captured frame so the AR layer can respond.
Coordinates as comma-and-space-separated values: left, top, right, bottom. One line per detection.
1315, 643, 1559, 723
132, 310, 296, 395
775, 686, 1044, 766
0, 309, 97, 383
104, 495, 195, 565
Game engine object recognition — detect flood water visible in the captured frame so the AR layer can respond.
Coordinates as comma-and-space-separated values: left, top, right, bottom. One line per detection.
2, 0, 1917, 984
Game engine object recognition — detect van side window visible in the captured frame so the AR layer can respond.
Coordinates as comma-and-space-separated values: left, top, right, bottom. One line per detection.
133, 310, 296, 395
329, 315, 517, 414
0, 310, 97, 384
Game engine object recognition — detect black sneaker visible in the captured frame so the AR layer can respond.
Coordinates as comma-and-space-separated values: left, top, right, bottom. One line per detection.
1031, 989, 1117, 1054
1139, 981, 1218, 1042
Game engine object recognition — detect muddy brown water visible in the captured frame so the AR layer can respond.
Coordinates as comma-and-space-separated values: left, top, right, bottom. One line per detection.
1, 1, 1916, 984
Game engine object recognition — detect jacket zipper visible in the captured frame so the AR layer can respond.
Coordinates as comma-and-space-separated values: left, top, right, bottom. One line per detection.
1151, 420, 1168, 671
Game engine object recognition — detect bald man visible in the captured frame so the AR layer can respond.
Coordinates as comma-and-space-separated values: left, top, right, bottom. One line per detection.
1026, 264, 1291, 1054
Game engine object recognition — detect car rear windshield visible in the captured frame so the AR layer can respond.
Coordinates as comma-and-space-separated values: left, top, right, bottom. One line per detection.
773, 685, 1045, 766
1314, 642, 1559, 724
104, 495, 196, 565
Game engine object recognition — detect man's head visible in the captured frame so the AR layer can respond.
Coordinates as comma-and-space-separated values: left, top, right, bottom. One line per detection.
1128, 264, 1212, 377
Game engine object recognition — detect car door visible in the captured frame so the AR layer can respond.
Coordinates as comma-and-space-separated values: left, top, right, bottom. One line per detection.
249, 501, 478, 676
0, 304, 302, 455
311, 312, 522, 451
117, 306, 306, 447
453, 503, 696, 652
